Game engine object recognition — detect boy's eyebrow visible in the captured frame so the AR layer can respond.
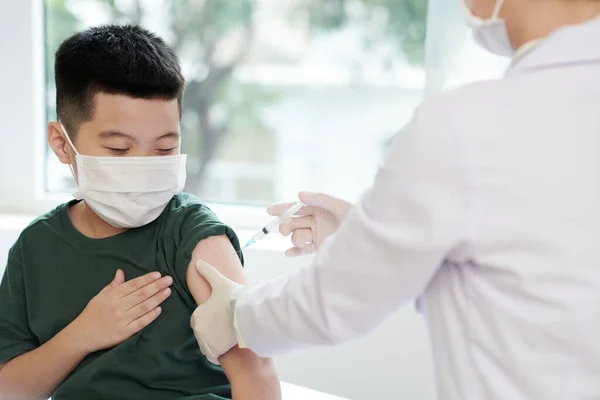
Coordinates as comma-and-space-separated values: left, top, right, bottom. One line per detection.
97, 131, 181, 141
97, 130, 137, 141
155, 132, 181, 141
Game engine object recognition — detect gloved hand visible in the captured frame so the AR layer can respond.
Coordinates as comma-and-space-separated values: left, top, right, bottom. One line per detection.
190, 260, 242, 365
268, 191, 353, 257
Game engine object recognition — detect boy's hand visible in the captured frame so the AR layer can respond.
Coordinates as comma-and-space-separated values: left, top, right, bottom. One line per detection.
69, 270, 173, 353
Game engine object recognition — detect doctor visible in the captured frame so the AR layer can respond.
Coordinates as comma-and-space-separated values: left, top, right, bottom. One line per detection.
191, 0, 600, 398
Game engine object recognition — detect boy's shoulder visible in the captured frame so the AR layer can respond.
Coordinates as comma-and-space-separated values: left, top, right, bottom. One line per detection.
169, 192, 206, 209
165, 193, 220, 223
162, 193, 240, 251
8, 202, 68, 258
19, 203, 67, 239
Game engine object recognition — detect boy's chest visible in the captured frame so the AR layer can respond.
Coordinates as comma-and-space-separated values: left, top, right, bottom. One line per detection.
22, 239, 188, 345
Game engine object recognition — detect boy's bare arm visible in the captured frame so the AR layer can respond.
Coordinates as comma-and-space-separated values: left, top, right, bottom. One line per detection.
0, 323, 88, 400
0, 272, 172, 400
186, 235, 282, 400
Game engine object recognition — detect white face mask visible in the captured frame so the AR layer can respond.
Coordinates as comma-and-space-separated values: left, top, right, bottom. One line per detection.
464, 0, 514, 57
60, 124, 187, 229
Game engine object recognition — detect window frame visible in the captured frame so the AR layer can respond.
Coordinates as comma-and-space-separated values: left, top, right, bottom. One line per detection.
0, 0, 275, 230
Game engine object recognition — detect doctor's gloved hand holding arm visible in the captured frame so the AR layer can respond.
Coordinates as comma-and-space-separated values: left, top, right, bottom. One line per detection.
192, 101, 472, 359
187, 236, 281, 400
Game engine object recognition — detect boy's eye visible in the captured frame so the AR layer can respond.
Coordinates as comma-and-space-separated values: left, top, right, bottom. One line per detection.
107, 148, 129, 155
156, 148, 176, 155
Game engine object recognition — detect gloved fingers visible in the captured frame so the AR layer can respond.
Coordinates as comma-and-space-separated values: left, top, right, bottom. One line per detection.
195, 260, 230, 289
268, 202, 314, 218
299, 191, 351, 219
279, 216, 312, 236
194, 330, 220, 365
267, 202, 297, 217
298, 191, 337, 210
291, 229, 314, 248
285, 243, 316, 258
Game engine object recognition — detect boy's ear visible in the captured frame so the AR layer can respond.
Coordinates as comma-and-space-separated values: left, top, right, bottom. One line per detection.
47, 122, 73, 165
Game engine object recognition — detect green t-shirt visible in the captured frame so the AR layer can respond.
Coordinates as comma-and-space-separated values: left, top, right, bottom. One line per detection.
0, 193, 243, 400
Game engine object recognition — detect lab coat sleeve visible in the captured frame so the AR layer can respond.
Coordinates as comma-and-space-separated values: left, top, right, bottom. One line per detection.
235, 100, 471, 357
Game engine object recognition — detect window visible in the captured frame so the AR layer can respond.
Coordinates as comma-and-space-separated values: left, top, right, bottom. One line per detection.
0, 0, 507, 220
43, 0, 432, 207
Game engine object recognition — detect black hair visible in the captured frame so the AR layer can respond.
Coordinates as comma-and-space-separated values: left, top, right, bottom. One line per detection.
55, 24, 185, 137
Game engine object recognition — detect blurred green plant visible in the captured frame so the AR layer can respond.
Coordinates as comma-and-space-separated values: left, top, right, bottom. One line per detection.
305, 0, 428, 64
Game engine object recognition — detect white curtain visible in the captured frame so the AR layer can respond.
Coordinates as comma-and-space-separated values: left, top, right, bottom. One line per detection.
424, 0, 468, 95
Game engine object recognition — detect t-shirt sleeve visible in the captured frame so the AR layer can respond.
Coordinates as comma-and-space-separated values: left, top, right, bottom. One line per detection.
0, 245, 39, 364
169, 202, 243, 310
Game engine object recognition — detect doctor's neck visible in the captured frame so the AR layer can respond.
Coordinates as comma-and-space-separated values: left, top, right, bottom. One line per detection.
506, 0, 600, 48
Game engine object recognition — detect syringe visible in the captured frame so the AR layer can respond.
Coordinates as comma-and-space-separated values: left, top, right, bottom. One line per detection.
239, 202, 305, 252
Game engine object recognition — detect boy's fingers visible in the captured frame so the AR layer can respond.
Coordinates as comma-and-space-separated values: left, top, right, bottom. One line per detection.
115, 272, 163, 297
128, 306, 162, 334
122, 276, 173, 309
126, 287, 172, 319
101, 269, 125, 292
112, 269, 125, 286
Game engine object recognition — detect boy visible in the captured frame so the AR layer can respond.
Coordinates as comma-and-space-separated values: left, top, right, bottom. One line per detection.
0, 25, 280, 400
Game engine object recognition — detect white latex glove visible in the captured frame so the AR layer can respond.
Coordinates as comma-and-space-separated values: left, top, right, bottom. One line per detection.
190, 260, 242, 365
267, 191, 353, 257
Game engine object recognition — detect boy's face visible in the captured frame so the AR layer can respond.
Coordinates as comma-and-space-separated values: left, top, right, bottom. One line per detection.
48, 92, 181, 165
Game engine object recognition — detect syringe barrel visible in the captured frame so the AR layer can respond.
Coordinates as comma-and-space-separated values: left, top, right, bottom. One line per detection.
282, 202, 304, 217
246, 202, 305, 248
262, 218, 281, 234
263, 202, 304, 234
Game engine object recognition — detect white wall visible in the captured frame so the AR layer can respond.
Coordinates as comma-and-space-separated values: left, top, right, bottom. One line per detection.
0, 221, 434, 400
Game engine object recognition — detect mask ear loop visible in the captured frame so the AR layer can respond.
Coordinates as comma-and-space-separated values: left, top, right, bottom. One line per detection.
491, 0, 506, 19
59, 123, 81, 184
59, 123, 80, 155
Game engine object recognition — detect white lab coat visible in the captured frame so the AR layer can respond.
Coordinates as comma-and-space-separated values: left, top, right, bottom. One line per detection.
235, 17, 600, 400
